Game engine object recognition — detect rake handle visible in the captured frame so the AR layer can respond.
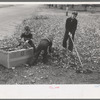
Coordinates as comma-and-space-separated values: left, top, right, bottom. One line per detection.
69, 35, 84, 68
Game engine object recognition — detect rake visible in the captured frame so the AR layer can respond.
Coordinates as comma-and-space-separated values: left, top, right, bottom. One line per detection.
68, 34, 92, 73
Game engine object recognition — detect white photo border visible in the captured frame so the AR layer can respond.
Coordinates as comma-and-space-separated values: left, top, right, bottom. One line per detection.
0, 2, 100, 99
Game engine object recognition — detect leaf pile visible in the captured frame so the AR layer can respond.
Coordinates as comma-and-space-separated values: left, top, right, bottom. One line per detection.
76, 14, 100, 69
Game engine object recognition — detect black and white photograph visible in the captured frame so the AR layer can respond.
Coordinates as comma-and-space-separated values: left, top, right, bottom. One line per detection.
0, 3, 99, 85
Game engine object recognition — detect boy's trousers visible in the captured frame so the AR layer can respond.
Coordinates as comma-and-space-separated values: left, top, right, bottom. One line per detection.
63, 30, 74, 52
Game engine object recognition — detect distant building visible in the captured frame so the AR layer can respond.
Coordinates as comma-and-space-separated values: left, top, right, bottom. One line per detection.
49, 4, 100, 12
68, 5, 100, 12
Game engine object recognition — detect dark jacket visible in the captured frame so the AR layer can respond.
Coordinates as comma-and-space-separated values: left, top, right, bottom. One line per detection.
20, 33, 35, 50
21, 33, 33, 41
65, 17, 77, 35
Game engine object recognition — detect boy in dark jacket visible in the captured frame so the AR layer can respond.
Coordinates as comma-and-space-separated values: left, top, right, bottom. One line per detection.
19, 26, 35, 52
29, 34, 54, 66
63, 11, 78, 52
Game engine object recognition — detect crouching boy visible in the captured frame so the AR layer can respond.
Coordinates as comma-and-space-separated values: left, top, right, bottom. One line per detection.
19, 26, 35, 52
29, 34, 54, 66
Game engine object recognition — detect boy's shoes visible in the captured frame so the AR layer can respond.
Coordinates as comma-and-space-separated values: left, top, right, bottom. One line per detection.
43, 61, 48, 64
27, 60, 36, 67
68, 50, 76, 55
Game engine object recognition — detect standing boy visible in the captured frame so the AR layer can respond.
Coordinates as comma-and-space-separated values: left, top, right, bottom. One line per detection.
63, 11, 78, 52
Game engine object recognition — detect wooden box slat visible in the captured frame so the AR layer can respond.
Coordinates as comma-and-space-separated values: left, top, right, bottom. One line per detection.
0, 48, 34, 68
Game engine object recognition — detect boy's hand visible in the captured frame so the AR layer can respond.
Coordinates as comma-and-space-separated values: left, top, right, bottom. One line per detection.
25, 40, 29, 43
23, 40, 29, 46
69, 32, 72, 38
21, 38, 24, 42
23, 41, 31, 49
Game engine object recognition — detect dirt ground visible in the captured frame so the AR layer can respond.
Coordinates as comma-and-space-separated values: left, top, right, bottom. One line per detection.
0, 5, 100, 84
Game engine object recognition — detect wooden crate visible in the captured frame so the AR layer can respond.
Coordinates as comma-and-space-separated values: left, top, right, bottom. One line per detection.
0, 48, 34, 68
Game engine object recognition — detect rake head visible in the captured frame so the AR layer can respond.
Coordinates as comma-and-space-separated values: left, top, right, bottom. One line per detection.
76, 68, 93, 74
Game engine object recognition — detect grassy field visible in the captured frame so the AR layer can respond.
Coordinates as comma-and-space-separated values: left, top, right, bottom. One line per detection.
0, 6, 100, 84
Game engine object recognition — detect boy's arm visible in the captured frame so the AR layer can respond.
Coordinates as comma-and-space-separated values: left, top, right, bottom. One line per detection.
71, 20, 78, 36
72, 20, 78, 33
65, 18, 68, 29
65, 18, 70, 30
17, 33, 24, 46
20, 33, 25, 42
74, 20, 78, 31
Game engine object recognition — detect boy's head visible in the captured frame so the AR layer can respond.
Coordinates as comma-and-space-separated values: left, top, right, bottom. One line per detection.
71, 11, 78, 19
24, 26, 31, 34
